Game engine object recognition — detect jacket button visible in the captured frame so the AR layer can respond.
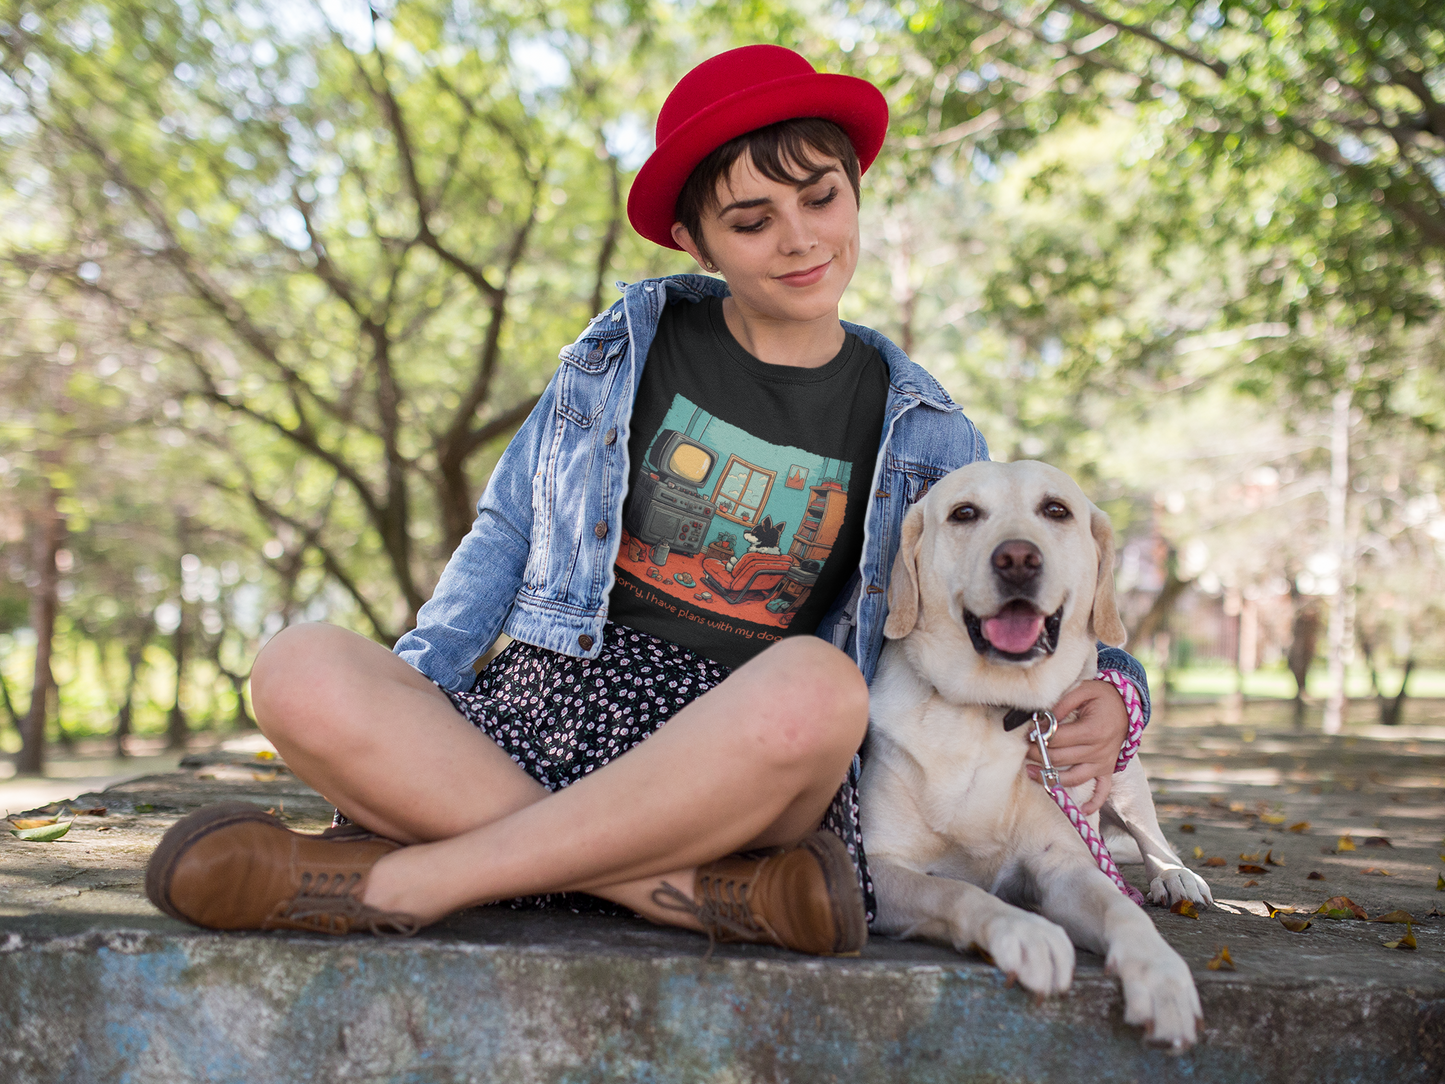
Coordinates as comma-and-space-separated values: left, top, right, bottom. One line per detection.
578, 634, 594, 650
594, 521, 608, 538
604, 427, 617, 444
587, 347, 603, 362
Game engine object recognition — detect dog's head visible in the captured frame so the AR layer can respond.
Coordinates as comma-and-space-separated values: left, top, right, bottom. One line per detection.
883, 460, 1126, 707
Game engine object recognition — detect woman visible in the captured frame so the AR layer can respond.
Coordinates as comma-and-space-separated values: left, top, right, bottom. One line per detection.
145, 46, 1148, 954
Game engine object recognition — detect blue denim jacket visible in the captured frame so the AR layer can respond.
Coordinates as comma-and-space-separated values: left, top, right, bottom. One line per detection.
395, 274, 1149, 717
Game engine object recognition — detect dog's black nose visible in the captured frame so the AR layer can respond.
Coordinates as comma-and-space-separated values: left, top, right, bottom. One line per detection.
991, 539, 1042, 587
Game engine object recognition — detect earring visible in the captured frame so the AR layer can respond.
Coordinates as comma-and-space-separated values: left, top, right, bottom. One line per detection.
703, 261, 719, 273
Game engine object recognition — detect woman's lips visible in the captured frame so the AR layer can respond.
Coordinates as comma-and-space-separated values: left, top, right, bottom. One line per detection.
775, 259, 831, 287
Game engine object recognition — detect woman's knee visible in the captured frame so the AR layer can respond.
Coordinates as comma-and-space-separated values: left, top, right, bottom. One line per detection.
738, 636, 869, 768
249, 623, 368, 744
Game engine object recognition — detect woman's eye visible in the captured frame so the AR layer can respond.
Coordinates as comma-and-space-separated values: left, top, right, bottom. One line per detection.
1042, 501, 1071, 520
732, 219, 767, 233
808, 187, 838, 208
949, 504, 978, 523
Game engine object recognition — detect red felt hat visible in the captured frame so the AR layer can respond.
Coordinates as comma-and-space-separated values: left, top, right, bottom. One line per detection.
627, 45, 889, 250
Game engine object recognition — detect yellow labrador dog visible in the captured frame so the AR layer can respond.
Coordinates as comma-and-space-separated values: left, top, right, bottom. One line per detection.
861, 460, 1207, 1049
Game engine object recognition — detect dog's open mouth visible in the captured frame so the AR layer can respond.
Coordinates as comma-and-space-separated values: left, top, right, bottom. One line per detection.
963, 600, 1063, 660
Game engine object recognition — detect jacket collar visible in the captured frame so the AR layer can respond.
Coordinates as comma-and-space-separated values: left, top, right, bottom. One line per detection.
621, 274, 959, 414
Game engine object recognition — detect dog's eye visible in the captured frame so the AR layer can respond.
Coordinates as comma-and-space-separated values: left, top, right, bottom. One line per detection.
948, 503, 979, 523
1041, 500, 1072, 520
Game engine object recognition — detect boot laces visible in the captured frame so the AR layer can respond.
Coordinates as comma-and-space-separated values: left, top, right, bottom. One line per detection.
271, 871, 421, 936
652, 869, 779, 958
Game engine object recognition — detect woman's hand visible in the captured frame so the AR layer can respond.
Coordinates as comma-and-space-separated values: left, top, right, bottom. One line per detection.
1024, 679, 1129, 815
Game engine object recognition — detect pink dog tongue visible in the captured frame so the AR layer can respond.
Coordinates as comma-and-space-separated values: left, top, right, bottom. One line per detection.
982, 607, 1045, 653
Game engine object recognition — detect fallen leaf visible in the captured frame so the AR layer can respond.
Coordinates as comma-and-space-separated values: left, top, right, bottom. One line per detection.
76, 807, 106, 817
1308, 871, 1326, 880
1265, 849, 1286, 867
1289, 822, 1310, 833
1316, 896, 1369, 920
254, 750, 277, 760
251, 770, 278, 782
1437, 874, 1444, 892
1207, 946, 1236, 971
9, 817, 57, 830
95, 825, 112, 832
1179, 823, 1196, 833
1261, 814, 1287, 825
1336, 836, 1356, 852
1243, 879, 1259, 887
1239, 864, 1267, 874
1278, 914, 1312, 932
134, 803, 155, 813
1361, 868, 1392, 876
1382, 926, 1417, 951
1371, 910, 1415, 924
1206, 856, 1227, 867
1229, 801, 1246, 813
1240, 851, 1262, 862
11, 820, 73, 842
1170, 899, 1200, 919
1193, 846, 1204, 859
1363, 836, 1392, 848
1262, 900, 1296, 916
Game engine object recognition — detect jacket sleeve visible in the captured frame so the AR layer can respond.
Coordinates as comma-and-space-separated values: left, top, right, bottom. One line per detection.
391, 370, 559, 691
1096, 644, 1152, 730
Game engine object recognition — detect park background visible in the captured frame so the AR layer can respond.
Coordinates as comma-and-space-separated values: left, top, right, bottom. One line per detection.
0, 0, 1441, 778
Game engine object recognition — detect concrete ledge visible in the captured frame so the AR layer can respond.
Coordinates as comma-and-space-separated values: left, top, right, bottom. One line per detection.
2, 911, 1442, 1084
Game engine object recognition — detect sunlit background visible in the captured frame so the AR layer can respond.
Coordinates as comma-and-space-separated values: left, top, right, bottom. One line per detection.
1, 0, 1441, 775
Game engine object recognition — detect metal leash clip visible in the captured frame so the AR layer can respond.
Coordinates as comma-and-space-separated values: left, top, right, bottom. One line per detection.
1026, 709, 1060, 792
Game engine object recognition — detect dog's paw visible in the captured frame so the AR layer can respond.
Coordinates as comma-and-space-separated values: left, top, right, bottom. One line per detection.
1107, 946, 1201, 1051
1146, 864, 1215, 909
966, 910, 1075, 998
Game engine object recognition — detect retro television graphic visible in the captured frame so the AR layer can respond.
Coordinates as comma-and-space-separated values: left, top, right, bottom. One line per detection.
624, 429, 719, 556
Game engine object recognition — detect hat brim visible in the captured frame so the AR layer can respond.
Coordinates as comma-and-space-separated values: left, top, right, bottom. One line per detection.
627, 71, 889, 250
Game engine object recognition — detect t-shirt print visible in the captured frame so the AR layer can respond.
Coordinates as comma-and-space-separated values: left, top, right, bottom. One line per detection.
616, 393, 854, 641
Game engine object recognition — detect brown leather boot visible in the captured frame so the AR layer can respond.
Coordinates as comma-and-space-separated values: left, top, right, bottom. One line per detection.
654, 831, 867, 956
145, 802, 422, 935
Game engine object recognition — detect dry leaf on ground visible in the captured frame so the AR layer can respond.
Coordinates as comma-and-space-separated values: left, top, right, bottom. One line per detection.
9, 818, 56, 830
1239, 864, 1268, 874
255, 750, 276, 760
1240, 851, 1262, 862
1278, 914, 1312, 932
1193, 846, 1204, 859
1207, 946, 1236, 971
1262, 901, 1296, 916
1206, 856, 1227, 867
11, 820, 73, 842
1371, 910, 1415, 924
1315, 896, 1369, 920
1336, 837, 1356, 852
1363, 836, 1392, 848
1361, 868, 1392, 876
1170, 899, 1200, 919
1289, 822, 1310, 833
1265, 850, 1286, 866
1437, 874, 1444, 891
1382, 926, 1417, 951
1261, 814, 1287, 825
1179, 823, 1196, 833
1308, 871, 1327, 880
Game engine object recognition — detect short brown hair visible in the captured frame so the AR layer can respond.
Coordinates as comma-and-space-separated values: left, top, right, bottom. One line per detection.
673, 117, 862, 263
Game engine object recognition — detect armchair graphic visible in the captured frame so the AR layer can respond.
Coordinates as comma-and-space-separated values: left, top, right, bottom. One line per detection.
700, 553, 794, 605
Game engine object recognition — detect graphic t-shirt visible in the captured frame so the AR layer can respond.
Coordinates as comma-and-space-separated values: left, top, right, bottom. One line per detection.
607, 296, 887, 670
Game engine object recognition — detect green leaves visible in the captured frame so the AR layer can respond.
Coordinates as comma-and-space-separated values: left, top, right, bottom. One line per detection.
10, 820, 73, 842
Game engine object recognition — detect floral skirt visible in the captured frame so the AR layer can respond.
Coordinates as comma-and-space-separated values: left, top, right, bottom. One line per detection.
434, 621, 873, 919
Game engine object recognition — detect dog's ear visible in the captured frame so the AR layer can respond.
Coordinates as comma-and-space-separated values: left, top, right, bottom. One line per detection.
884, 503, 926, 639
1089, 504, 1127, 647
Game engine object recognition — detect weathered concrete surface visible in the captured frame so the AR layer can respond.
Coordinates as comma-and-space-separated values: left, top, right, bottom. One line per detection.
2, 707, 1443, 1084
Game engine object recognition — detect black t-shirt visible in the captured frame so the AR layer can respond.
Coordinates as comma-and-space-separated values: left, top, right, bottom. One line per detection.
608, 295, 887, 669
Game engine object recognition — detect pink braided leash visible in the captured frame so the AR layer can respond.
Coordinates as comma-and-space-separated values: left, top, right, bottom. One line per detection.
1026, 704, 1146, 907
1096, 668, 1146, 774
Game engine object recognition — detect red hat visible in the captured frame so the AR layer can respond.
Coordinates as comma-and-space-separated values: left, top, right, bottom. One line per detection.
627, 45, 889, 250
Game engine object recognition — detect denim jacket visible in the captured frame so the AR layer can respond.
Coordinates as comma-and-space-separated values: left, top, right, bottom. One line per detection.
394, 274, 1149, 718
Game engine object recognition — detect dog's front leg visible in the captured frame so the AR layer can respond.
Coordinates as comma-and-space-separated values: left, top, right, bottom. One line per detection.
871, 857, 1075, 997
1033, 859, 1201, 1050
1101, 759, 1214, 908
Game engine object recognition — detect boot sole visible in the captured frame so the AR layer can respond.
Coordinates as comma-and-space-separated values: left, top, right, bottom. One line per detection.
802, 831, 869, 955
144, 801, 285, 923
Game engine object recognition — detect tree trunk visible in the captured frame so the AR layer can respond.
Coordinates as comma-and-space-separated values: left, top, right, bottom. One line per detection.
1322, 384, 1355, 734
18, 480, 64, 775
1287, 597, 1322, 730
166, 610, 188, 751
115, 637, 146, 757
1129, 543, 1193, 646
1380, 658, 1414, 726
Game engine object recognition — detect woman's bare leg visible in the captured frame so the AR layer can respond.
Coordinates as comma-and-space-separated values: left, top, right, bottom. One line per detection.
250, 624, 867, 927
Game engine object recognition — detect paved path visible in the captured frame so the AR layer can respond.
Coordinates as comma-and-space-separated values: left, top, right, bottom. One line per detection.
2, 707, 1442, 1083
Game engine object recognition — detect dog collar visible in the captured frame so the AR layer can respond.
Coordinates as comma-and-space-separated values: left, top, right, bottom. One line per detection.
1001, 707, 1050, 732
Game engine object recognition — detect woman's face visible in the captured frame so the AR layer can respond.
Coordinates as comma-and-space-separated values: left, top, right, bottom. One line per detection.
671, 150, 860, 326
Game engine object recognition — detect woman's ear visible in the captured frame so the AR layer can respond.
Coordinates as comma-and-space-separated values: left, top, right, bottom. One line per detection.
671, 222, 713, 271
884, 504, 926, 639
